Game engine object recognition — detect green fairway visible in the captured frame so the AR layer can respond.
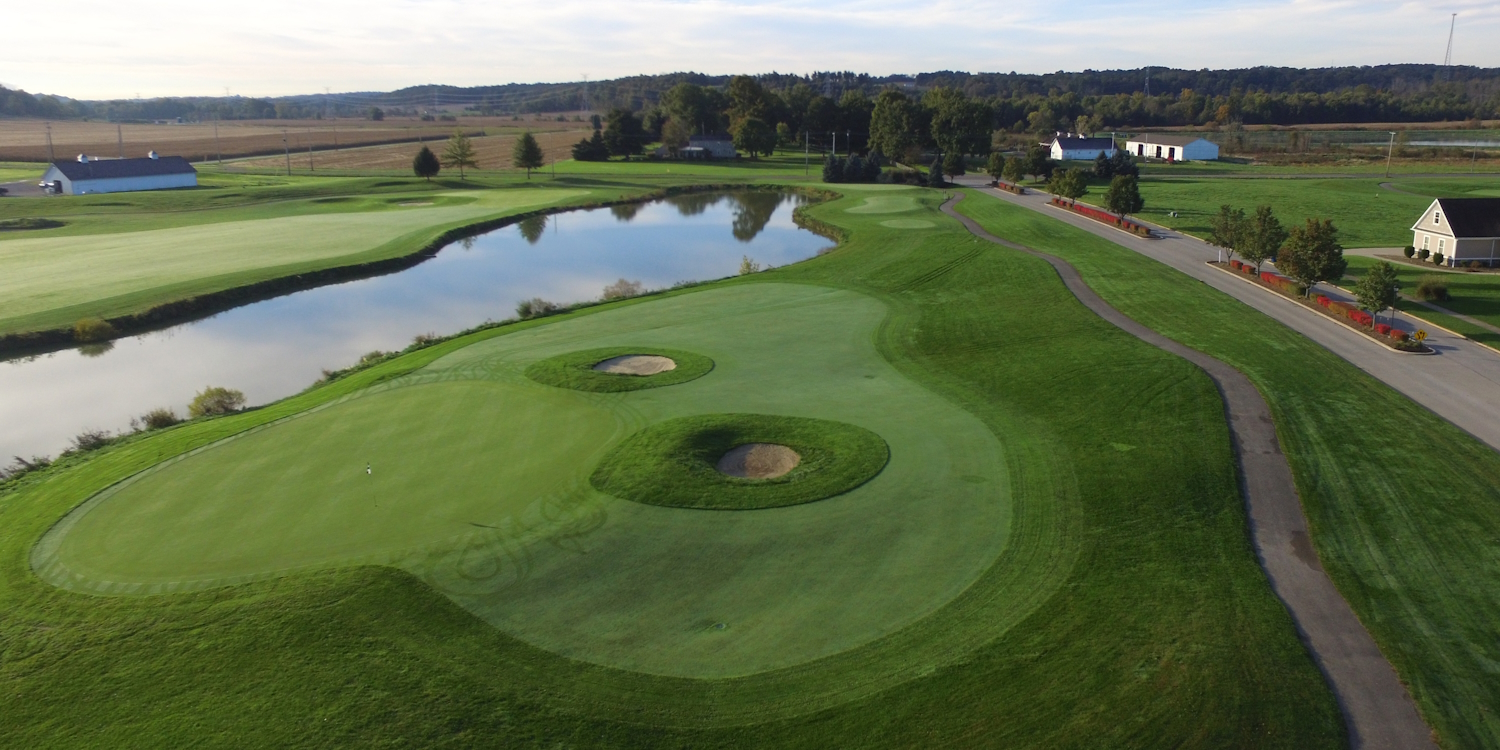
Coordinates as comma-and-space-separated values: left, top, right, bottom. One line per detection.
0, 187, 589, 335
956, 192, 1500, 749
1, 185, 1344, 746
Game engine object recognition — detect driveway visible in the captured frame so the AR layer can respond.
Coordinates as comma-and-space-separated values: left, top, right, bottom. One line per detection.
955, 176, 1500, 453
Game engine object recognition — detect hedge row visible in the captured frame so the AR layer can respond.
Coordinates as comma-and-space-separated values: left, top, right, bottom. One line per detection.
991, 180, 1026, 195
1050, 198, 1152, 237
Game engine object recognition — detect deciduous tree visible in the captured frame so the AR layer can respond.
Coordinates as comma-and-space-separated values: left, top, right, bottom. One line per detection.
1353, 261, 1401, 325
987, 152, 1007, 181
1208, 205, 1249, 262
1276, 218, 1346, 296
1049, 168, 1088, 202
441, 130, 478, 179
731, 117, 775, 159
1240, 205, 1287, 272
1103, 175, 1144, 217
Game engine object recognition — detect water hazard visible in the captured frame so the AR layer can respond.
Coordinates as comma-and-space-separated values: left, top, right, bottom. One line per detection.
0, 191, 829, 462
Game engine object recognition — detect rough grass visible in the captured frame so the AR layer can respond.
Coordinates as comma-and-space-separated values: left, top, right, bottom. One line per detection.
524, 346, 713, 392
956, 191, 1500, 749
589, 413, 888, 510
0, 185, 1342, 747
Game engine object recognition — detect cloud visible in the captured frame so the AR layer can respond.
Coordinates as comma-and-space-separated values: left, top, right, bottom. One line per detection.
3, 0, 1497, 98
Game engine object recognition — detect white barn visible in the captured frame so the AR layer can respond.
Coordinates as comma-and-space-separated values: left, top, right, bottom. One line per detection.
1411, 198, 1500, 267
1049, 135, 1116, 161
1124, 134, 1219, 162
41, 152, 197, 195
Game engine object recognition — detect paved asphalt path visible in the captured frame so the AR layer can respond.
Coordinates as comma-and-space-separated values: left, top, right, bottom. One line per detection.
956, 176, 1500, 454
941, 192, 1435, 750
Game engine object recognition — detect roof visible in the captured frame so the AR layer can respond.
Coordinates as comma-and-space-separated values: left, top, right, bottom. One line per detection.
1051, 137, 1115, 150
689, 134, 733, 143
1433, 198, 1500, 238
48, 155, 196, 181
1124, 134, 1213, 147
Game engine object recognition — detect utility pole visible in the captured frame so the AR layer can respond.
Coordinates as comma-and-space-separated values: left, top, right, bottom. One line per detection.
307, 128, 314, 171
117, 123, 124, 158
1384, 131, 1397, 177
804, 130, 809, 175
1443, 13, 1457, 78
283, 129, 291, 176
45, 122, 55, 162
832, 131, 837, 159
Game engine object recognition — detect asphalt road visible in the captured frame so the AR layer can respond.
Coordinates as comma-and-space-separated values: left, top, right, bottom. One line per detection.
956, 176, 1500, 454
942, 191, 1436, 750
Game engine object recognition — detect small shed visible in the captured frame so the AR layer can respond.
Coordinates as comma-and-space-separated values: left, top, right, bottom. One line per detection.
1124, 134, 1219, 162
1048, 135, 1116, 161
687, 135, 738, 159
1411, 198, 1500, 267
41, 152, 197, 195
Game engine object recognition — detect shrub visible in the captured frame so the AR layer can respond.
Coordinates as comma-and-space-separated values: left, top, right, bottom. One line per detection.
0, 455, 51, 481
1230, 260, 1243, 269
1375, 324, 1393, 335
70, 429, 113, 452
739, 256, 762, 275
410, 332, 440, 347
1469, 261, 1483, 272
515, 298, 560, 320
137, 407, 181, 430
1432, 252, 1445, 266
1403, 245, 1416, 258
188, 386, 246, 418
359, 350, 392, 365
1317, 295, 1331, 306
1415, 276, 1450, 301
1418, 247, 1430, 260
602, 278, 645, 300
72, 317, 115, 342
1391, 329, 1409, 341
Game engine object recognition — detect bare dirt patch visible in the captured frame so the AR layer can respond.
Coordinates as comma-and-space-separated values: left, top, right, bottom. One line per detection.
592, 354, 677, 376
716, 443, 801, 479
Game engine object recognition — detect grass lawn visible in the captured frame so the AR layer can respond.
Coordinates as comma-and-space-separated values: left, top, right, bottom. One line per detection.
956, 192, 1500, 749
0, 186, 1340, 747
1343, 255, 1500, 350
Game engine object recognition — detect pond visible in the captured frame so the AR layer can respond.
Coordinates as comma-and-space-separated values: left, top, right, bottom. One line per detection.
0, 191, 830, 463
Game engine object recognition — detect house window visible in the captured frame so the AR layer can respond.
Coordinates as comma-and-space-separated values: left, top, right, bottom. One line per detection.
1434, 212, 1441, 225
1423, 235, 1430, 250
1438, 239, 1446, 253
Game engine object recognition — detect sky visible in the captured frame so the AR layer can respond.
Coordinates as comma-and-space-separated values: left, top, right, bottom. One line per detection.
5, 0, 1499, 100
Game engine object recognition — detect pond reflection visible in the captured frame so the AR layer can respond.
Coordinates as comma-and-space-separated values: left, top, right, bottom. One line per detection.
0, 191, 827, 461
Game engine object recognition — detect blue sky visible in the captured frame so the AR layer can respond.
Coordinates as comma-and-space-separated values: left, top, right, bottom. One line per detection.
5, 0, 1498, 99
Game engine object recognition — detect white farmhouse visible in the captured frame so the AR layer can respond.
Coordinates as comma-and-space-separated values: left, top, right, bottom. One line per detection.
1124, 134, 1220, 162
40, 152, 197, 195
1048, 135, 1116, 161
1411, 198, 1500, 267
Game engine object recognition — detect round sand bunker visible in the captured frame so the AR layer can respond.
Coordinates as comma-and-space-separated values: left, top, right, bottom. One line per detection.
716, 443, 801, 479
592, 355, 677, 376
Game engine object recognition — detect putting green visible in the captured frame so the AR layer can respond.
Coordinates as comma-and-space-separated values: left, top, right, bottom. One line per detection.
845, 193, 922, 214
35, 283, 1010, 689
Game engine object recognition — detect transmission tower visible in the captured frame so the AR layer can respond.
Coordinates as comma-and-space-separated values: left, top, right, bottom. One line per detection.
1443, 13, 1457, 77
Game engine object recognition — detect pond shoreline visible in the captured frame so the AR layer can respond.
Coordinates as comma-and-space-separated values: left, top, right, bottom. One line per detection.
0, 183, 840, 361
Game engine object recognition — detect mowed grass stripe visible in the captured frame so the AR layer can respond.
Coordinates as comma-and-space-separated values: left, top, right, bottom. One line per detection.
956, 191, 1500, 749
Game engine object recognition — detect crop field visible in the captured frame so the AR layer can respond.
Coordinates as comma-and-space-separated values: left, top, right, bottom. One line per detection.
0, 185, 1344, 747
955, 193, 1500, 748
230, 128, 589, 172
0, 185, 598, 336
0, 117, 583, 163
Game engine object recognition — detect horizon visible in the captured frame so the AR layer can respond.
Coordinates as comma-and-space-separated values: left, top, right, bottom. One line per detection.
4, 0, 1498, 100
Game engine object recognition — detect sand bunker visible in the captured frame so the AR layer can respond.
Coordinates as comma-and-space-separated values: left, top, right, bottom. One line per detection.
592, 354, 678, 376
716, 443, 801, 479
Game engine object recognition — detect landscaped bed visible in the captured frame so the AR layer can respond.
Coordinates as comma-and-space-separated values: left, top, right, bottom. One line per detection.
1213, 259, 1431, 352
1048, 197, 1153, 237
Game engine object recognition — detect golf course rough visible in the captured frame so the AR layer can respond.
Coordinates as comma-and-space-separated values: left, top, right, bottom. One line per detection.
524, 346, 713, 391
34, 283, 1014, 694
589, 413, 890, 509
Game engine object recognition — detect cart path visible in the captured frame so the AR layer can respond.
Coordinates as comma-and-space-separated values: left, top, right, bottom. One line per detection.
940, 193, 1435, 750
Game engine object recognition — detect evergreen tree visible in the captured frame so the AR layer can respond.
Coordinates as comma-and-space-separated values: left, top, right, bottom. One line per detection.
603, 108, 645, 159
843, 155, 866, 182
863, 155, 883, 182
440, 130, 478, 179
1103, 175, 1144, 217
822, 155, 844, 183
412, 146, 440, 181
512, 131, 545, 179
928, 157, 946, 188
1276, 218, 1346, 297
571, 129, 609, 161
1092, 151, 1114, 179
1108, 149, 1139, 178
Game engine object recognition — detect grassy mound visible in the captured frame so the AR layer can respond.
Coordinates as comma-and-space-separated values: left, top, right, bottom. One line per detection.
524, 346, 713, 392
590, 413, 888, 510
